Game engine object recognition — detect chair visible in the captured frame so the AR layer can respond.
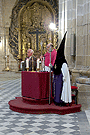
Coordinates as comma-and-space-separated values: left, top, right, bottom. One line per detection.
71, 86, 78, 105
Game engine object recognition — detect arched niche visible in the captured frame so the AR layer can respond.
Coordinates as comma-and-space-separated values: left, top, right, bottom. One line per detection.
18, 0, 57, 60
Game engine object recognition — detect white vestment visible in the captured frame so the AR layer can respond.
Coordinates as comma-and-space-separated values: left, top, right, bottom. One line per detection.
61, 63, 72, 103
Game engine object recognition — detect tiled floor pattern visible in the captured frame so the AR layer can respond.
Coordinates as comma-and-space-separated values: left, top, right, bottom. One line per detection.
0, 78, 90, 135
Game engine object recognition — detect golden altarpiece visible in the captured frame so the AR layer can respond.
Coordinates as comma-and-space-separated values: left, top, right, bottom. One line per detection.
9, 0, 58, 69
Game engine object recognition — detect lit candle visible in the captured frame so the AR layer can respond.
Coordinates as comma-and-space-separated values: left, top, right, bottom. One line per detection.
26, 58, 29, 68
37, 58, 39, 69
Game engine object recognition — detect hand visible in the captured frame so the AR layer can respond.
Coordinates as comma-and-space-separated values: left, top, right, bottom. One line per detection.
49, 63, 52, 68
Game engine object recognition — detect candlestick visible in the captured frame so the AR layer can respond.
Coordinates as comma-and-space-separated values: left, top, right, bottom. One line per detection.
37, 58, 40, 72
32, 56, 34, 71
4, 55, 10, 71
26, 58, 29, 69
37, 59, 39, 68
26, 67, 29, 71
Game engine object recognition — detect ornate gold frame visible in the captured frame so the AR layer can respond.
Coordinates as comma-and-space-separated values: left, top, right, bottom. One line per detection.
17, 0, 57, 61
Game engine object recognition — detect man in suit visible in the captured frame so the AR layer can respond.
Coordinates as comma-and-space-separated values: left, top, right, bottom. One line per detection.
23, 49, 37, 71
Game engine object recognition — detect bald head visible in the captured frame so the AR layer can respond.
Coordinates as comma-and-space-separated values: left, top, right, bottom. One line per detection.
47, 43, 53, 48
27, 49, 34, 57
46, 43, 53, 51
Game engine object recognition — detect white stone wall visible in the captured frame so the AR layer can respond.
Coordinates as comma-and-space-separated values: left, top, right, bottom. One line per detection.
76, 0, 90, 69
59, 0, 90, 70
59, 0, 90, 110
59, 0, 76, 69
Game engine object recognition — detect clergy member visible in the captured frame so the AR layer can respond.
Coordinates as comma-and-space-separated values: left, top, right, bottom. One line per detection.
40, 43, 57, 72
23, 49, 37, 71
53, 32, 72, 106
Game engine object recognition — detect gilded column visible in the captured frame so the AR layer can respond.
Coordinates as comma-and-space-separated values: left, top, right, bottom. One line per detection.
17, 28, 22, 60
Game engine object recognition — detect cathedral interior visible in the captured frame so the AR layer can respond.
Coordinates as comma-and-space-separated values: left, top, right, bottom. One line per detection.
0, 0, 90, 134
0, 0, 90, 110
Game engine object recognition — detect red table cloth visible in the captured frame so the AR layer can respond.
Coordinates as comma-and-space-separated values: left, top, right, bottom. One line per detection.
21, 71, 52, 99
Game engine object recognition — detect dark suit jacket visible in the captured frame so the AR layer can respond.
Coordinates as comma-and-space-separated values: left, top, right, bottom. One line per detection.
23, 56, 37, 71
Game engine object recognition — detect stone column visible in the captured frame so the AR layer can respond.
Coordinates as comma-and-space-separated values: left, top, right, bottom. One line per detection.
59, 0, 65, 45
2, 27, 10, 71
59, 0, 77, 69
3, 27, 7, 70
75, 0, 89, 69
87, 0, 90, 67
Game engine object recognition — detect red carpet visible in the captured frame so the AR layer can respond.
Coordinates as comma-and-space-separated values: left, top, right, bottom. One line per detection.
8, 97, 81, 115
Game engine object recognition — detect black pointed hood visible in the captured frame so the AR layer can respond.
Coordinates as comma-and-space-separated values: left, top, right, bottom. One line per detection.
53, 31, 67, 75
57, 31, 67, 58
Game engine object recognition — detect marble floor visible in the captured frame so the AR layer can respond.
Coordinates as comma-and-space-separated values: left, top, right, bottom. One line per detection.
0, 72, 90, 135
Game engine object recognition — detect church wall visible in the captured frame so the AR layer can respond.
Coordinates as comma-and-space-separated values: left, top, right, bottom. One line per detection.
59, 0, 90, 110
67, 0, 76, 69
0, 0, 90, 109
59, 0, 90, 70
0, 0, 18, 72
59, 0, 77, 69
76, 0, 90, 69
0, 0, 4, 72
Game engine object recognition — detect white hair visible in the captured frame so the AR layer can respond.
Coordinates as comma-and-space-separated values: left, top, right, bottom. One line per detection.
27, 49, 34, 54
30, 49, 34, 54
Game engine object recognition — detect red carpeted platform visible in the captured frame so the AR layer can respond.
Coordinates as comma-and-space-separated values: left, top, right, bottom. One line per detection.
8, 72, 81, 115
8, 97, 81, 115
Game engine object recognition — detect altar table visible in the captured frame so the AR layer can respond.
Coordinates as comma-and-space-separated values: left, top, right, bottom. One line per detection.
21, 71, 52, 99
